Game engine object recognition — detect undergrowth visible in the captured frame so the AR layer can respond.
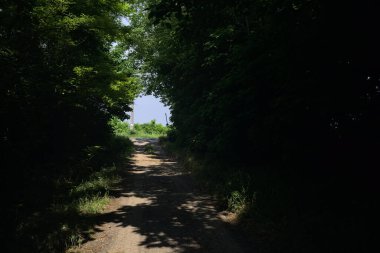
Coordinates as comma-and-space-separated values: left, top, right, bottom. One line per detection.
8, 135, 133, 253
159, 136, 292, 253
110, 117, 169, 138
161, 133, 375, 253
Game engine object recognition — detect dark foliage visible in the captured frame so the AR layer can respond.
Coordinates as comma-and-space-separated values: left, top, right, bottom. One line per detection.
0, 0, 138, 251
135, 0, 379, 252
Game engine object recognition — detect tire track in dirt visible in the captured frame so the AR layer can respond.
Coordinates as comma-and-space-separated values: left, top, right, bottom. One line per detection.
71, 138, 249, 253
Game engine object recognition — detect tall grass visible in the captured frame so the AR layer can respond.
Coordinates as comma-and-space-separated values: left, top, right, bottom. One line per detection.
109, 117, 169, 138
161, 136, 255, 214
8, 131, 134, 253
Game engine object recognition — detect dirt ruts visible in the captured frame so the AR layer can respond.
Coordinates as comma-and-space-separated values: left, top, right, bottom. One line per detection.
71, 138, 249, 253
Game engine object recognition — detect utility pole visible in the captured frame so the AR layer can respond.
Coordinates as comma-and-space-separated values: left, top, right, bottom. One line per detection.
130, 103, 134, 130
165, 113, 169, 126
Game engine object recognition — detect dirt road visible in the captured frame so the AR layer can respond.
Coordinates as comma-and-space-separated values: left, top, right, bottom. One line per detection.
74, 138, 248, 253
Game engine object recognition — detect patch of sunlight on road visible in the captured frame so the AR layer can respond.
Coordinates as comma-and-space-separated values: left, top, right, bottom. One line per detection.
119, 195, 155, 207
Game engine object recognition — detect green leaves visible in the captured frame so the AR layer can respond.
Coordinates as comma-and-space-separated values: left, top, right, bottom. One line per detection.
1, 1, 141, 250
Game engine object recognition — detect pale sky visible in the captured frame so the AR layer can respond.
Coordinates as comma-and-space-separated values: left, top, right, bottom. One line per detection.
120, 18, 170, 125
132, 95, 171, 125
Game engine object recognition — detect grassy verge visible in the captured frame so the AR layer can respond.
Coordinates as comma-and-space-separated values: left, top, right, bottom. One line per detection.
160, 136, 375, 253
10, 135, 133, 253
159, 137, 287, 253
129, 132, 165, 138
160, 137, 254, 213
110, 117, 169, 138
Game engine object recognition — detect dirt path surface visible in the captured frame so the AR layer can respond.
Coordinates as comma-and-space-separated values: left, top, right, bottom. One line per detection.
74, 138, 248, 253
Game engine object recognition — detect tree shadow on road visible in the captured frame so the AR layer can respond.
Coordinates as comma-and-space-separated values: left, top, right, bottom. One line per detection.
77, 138, 248, 253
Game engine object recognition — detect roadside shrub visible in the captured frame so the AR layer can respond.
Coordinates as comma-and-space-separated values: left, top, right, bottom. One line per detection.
109, 117, 169, 138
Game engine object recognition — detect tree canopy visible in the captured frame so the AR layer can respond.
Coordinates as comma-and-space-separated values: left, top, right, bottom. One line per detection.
1, 1, 140, 251
127, 0, 379, 252
1, 0, 140, 175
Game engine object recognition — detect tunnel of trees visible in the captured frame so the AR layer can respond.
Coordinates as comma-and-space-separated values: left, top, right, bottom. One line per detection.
1, 0, 378, 252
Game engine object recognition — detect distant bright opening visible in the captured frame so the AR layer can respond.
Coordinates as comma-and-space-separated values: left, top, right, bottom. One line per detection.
129, 95, 171, 125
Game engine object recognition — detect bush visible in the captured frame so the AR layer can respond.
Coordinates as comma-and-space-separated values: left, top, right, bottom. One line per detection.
109, 117, 169, 138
